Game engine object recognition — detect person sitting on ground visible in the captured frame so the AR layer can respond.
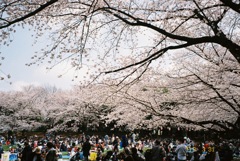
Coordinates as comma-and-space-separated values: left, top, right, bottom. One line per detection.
123, 147, 134, 161
45, 142, 57, 161
102, 150, 113, 161
70, 147, 81, 161
97, 141, 104, 153
32, 147, 43, 161
131, 147, 145, 161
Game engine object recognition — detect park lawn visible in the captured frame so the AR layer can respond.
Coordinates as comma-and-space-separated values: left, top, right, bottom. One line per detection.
61, 152, 69, 155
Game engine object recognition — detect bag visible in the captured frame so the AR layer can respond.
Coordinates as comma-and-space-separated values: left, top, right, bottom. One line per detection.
215, 152, 220, 161
199, 154, 205, 160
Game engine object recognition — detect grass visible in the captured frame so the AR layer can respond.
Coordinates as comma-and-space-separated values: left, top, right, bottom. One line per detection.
61, 152, 69, 155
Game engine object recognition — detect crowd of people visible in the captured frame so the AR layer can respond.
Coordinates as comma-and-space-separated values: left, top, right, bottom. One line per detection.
0, 132, 239, 161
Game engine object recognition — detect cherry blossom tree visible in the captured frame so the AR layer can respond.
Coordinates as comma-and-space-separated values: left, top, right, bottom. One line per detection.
164, 45, 240, 134
0, 0, 239, 84
102, 46, 240, 135
0, 76, 239, 136
0, 86, 47, 132
44, 89, 95, 132
0, 0, 239, 134
0, 84, 114, 133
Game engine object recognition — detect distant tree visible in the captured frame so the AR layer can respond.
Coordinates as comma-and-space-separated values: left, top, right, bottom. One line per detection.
0, 84, 114, 132
0, 87, 47, 132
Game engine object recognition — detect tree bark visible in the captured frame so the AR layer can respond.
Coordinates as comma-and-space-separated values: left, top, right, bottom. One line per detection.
215, 33, 240, 63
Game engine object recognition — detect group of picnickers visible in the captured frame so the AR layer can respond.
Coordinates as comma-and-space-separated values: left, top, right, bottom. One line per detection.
0, 132, 239, 161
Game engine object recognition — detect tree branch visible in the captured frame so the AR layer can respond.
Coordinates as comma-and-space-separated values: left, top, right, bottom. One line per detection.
0, 0, 58, 29
220, 0, 240, 14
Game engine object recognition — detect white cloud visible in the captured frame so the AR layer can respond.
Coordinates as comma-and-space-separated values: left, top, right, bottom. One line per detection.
32, 63, 76, 89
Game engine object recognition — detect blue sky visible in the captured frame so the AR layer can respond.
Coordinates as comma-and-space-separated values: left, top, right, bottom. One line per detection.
0, 25, 171, 92
0, 27, 76, 91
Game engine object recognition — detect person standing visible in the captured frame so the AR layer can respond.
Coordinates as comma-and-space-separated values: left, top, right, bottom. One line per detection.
175, 138, 187, 161
122, 134, 129, 148
82, 136, 91, 161
131, 147, 144, 161
20, 142, 33, 161
70, 147, 81, 161
123, 148, 134, 161
151, 140, 166, 161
